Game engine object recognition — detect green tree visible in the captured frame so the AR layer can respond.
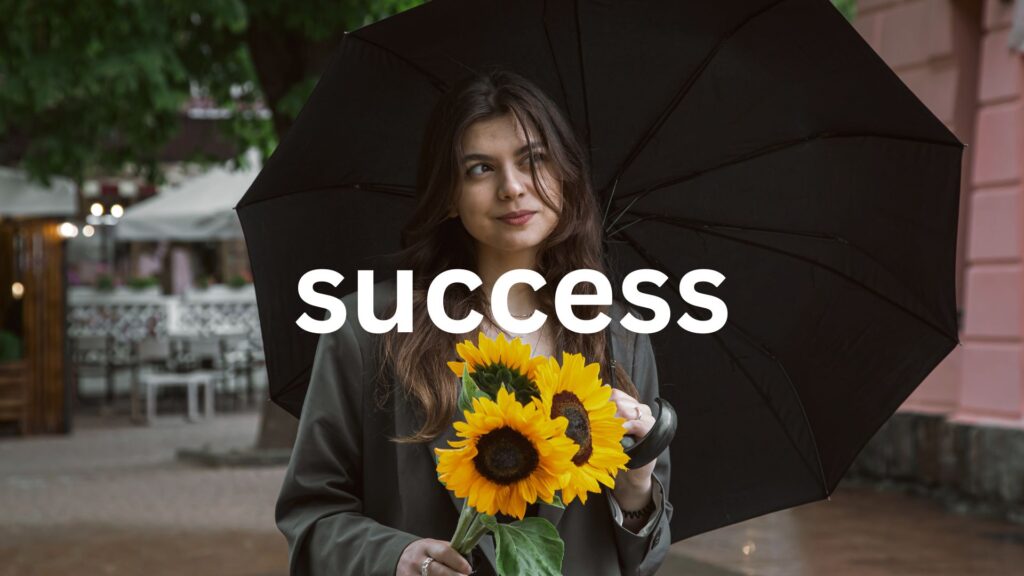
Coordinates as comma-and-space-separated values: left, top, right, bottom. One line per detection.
0, 0, 424, 183
0, 0, 424, 450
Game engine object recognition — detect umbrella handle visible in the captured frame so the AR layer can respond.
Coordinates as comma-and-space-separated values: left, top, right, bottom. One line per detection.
623, 397, 677, 470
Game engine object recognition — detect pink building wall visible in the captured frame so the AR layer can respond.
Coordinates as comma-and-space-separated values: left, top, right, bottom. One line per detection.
854, 0, 1024, 427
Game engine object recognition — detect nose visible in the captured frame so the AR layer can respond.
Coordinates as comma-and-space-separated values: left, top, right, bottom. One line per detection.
497, 168, 528, 201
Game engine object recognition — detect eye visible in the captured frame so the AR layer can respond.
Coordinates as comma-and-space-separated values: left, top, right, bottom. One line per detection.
466, 163, 491, 177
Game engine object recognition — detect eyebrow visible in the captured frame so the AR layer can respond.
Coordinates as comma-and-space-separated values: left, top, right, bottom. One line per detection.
461, 143, 545, 164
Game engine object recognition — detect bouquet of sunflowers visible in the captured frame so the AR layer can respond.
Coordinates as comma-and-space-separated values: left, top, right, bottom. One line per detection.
435, 332, 631, 575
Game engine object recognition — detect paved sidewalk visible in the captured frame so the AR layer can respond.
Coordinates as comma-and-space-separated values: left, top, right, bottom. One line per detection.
2, 412, 1023, 575
0, 413, 288, 576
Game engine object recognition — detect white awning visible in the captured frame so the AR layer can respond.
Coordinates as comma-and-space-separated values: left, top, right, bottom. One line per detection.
0, 167, 78, 217
116, 156, 259, 242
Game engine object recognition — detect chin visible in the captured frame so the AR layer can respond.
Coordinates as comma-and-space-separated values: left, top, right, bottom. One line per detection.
475, 235, 545, 255
491, 240, 544, 254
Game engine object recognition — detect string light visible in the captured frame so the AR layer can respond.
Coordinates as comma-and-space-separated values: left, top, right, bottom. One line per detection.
58, 222, 79, 238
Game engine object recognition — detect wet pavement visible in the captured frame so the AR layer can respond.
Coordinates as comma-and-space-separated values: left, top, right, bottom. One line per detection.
2, 412, 1023, 575
668, 485, 1024, 576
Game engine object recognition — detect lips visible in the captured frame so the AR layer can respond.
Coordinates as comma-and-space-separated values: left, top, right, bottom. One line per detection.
498, 210, 536, 225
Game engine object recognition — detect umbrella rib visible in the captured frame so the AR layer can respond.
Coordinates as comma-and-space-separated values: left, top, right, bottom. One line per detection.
605, 0, 791, 192
349, 32, 447, 92
712, 318, 833, 498
236, 182, 416, 211
574, 0, 593, 158
610, 130, 963, 213
271, 364, 313, 408
542, 0, 573, 132
607, 214, 649, 238
631, 216, 957, 344
618, 212, 918, 301
601, 178, 622, 231
617, 229, 831, 497
349, 182, 418, 197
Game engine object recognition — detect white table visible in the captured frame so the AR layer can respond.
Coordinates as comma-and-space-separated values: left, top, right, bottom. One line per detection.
141, 370, 216, 422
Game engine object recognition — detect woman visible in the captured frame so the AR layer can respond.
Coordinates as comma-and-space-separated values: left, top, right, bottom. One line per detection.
276, 69, 672, 576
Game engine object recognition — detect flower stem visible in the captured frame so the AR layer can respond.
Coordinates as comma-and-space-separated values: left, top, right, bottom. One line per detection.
461, 512, 490, 551
451, 504, 495, 556
451, 502, 477, 552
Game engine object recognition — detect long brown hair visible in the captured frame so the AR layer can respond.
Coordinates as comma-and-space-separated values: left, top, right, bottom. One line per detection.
379, 68, 637, 443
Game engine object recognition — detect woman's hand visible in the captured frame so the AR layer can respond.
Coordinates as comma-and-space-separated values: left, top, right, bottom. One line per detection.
610, 389, 657, 522
397, 538, 473, 576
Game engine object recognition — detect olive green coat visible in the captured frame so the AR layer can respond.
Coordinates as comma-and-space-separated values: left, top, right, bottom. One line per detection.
275, 281, 673, 575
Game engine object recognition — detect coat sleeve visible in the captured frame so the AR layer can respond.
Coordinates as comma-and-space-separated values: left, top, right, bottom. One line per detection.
609, 330, 674, 576
275, 320, 419, 576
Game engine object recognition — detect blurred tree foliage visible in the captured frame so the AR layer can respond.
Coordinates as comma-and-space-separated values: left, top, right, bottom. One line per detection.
832, 0, 856, 21
0, 0, 425, 183
2, 0, 855, 184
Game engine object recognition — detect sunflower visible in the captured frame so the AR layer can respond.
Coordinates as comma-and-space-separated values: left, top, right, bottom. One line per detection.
447, 331, 546, 404
534, 352, 630, 505
435, 386, 578, 519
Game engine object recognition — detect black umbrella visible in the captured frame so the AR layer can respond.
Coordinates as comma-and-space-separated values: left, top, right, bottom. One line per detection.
237, 0, 962, 542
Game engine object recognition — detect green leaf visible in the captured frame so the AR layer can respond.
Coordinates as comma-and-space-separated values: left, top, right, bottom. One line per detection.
548, 492, 565, 509
458, 366, 490, 412
478, 516, 564, 576
471, 363, 540, 405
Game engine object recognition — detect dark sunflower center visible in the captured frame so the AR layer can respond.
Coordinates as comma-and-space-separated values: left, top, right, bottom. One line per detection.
474, 426, 540, 485
473, 363, 539, 405
551, 392, 593, 465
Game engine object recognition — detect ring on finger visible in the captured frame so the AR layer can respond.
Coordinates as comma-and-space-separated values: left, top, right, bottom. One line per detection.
421, 557, 434, 576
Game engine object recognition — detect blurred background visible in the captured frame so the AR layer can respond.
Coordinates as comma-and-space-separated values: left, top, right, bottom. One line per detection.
1, 1, 1023, 574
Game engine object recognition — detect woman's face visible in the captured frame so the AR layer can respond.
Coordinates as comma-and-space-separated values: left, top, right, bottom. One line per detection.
452, 113, 562, 262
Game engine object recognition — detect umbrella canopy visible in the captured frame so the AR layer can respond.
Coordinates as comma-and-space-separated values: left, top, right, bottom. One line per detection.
237, 0, 962, 541
117, 156, 259, 241
0, 167, 77, 217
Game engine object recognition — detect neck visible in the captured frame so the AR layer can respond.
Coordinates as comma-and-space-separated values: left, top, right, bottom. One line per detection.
476, 245, 540, 317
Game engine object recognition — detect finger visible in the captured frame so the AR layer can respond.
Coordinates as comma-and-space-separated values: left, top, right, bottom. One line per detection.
418, 553, 469, 576
622, 416, 655, 438
623, 417, 652, 433
614, 400, 652, 421
427, 542, 473, 575
428, 560, 469, 576
610, 388, 637, 403
610, 387, 648, 408
622, 401, 652, 416
609, 393, 637, 410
